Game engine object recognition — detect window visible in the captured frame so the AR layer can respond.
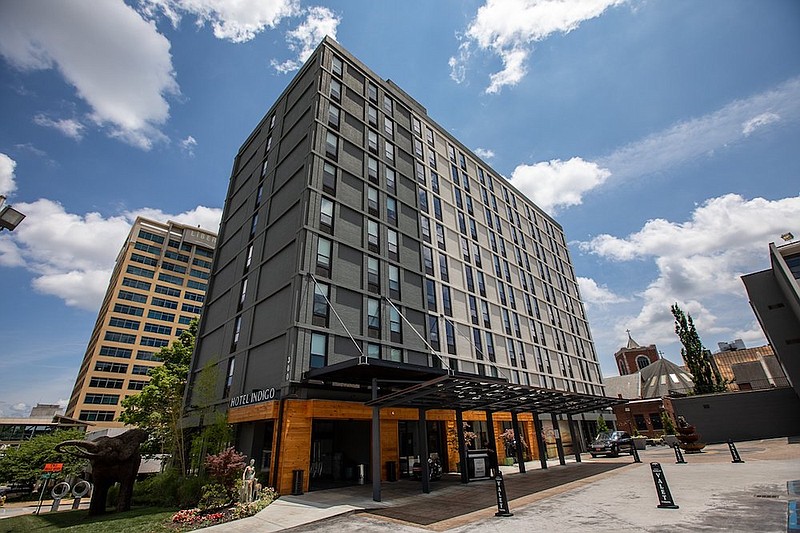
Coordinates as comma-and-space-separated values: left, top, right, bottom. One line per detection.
137, 350, 157, 361
128, 380, 147, 390
114, 303, 143, 317
481, 299, 491, 328
238, 279, 248, 311
445, 321, 456, 355
421, 216, 432, 243
313, 282, 330, 326
442, 285, 452, 317
428, 315, 440, 349
367, 220, 379, 252
368, 343, 380, 359
367, 257, 380, 293
131, 253, 157, 267
485, 332, 496, 362
320, 197, 334, 233
89, 377, 123, 389
431, 172, 440, 194
323, 162, 337, 194
104, 331, 136, 344
330, 78, 341, 101
473, 328, 484, 360
435, 223, 446, 251
384, 141, 394, 163
95, 361, 127, 373
224, 357, 235, 397
387, 197, 397, 225
249, 213, 259, 239
433, 197, 442, 221
367, 156, 379, 183
132, 364, 152, 375
383, 95, 393, 114
331, 55, 343, 76
367, 298, 381, 336
418, 189, 429, 212
138, 229, 165, 244
147, 310, 175, 322
634, 414, 648, 431
126, 265, 154, 279
79, 410, 115, 422
387, 229, 399, 261
85, 393, 119, 405
388, 265, 400, 299
390, 307, 402, 342
244, 244, 254, 271
99, 346, 132, 358
367, 105, 378, 127
368, 83, 377, 102
386, 168, 396, 194
316, 237, 332, 277
426, 279, 437, 311
155, 284, 181, 297
122, 277, 150, 291
423, 246, 434, 275
389, 348, 402, 362
328, 104, 340, 129
133, 241, 161, 255
325, 131, 338, 159
144, 323, 172, 335
368, 130, 378, 153
140, 336, 169, 348
151, 297, 178, 309
188, 280, 209, 291
384, 116, 394, 138
465, 266, 475, 292
231, 316, 242, 351
368, 187, 379, 215
439, 254, 449, 282
468, 295, 479, 325
310, 333, 328, 368
190, 268, 209, 280
158, 273, 183, 286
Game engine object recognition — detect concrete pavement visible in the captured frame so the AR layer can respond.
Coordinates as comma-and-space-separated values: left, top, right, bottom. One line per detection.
210, 437, 799, 532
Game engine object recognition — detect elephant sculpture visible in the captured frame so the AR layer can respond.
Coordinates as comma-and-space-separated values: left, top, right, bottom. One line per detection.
55, 428, 148, 514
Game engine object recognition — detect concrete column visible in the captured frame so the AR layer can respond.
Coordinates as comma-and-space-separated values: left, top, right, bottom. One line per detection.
532, 411, 548, 469
551, 412, 566, 466
567, 413, 581, 463
511, 411, 526, 473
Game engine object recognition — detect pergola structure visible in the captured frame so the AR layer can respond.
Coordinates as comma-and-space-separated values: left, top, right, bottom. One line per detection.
305, 357, 623, 501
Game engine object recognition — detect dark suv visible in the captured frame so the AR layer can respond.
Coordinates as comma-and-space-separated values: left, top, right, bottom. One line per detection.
590, 431, 634, 457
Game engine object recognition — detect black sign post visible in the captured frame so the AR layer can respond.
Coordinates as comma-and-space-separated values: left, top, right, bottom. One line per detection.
631, 444, 642, 463
650, 462, 679, 509
494, 470, 513, 517
727, 440, 744, 463
673, 444, 686, 464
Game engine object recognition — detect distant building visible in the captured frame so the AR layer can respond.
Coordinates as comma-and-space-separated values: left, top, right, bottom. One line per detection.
0, 404, 90, 452
614, 332, 659, 376
65, 217, 216, 427
710, 342, 788, 391
742, 240, 800, 399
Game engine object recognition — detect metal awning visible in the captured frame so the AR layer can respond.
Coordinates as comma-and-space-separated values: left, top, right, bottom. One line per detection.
304, 358, 622, 415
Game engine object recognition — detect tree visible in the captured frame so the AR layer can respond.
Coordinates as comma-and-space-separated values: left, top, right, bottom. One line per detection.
671, 304, 726, 395
204, 447, 246, 501
0, 430, 88, 484
596, 415, 609, 433
119, 318, 198, 474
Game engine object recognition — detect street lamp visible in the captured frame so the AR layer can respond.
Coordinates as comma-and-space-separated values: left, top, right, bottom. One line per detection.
0, 195, 25, 231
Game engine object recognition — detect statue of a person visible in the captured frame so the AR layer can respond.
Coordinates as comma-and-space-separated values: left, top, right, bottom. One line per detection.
242, 459, 256, 503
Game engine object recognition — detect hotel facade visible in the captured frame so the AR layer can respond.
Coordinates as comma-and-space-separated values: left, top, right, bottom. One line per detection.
66, 217, 216, 427
186, 38, 615, 497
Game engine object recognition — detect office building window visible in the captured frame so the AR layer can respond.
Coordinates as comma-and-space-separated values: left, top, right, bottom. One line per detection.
368, 187, 379, 215
328, 104, 340, 129
367, 298, 381, 338
384, 141, 394, 163
249, 213, 258, 239
388, 265, 400, 299
104, 331, 136, 344
368, 130, 378, 153
469, 295, 479, 325
330, 78, 341, 101
231, 316, 242, 351
390, 307, 402, 342
316, 237, 332, 277
114, 303, 143, 316
387, 197, 397, 226
418, 189, 429, 212
95, 361, 127, 373
473, 328, 484, 360
388, 348, 402, 362
244, 244, 254, 271
384, 116, 394, 138
323, 162, 337, 194
422, 246, 434, 275
386, 167, 396, 194
367, 257, 380, 293
331, 55, 343, 77
442, 285, 453, 317
485, 332, 496, 362
368, 82, 377, 102
320, 197, 334, 233
238, 278, 248, 311
435, 223, 446, 251
367, 105, 378, 127
325, 131, 338, 159
387, 229, 398, 261
89, 377, 124, 389
445, 321, 456, 355
428, 315, 440, 350
368, 343, 380, 359
421, 216, 431, 243
368, 156, 379, 183
439, 254, 449, 282
426, 279, 437, 311
85, 393, 119, 405
481, 299, 491, 328
224, 357, 235, 397
367, 220, 379, 252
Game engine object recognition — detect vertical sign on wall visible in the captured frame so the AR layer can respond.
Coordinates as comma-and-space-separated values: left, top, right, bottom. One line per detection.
650, 462, 679, 509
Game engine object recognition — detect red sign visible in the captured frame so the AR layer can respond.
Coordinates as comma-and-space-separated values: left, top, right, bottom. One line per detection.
43, 463, 63, 472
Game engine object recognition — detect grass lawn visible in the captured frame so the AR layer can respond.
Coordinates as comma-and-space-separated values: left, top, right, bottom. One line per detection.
0, 507, 177, 533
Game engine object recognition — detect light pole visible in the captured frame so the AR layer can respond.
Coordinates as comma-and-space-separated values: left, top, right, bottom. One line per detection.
0, 195, 25, 231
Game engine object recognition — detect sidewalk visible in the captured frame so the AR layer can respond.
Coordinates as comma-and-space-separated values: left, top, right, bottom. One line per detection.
203, 437, 800, 532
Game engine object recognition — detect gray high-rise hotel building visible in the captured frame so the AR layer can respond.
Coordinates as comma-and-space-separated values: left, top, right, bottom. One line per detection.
186, 38, 612, 495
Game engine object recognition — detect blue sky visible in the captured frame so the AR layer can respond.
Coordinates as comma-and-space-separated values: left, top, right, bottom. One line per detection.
0, 0, 798, 416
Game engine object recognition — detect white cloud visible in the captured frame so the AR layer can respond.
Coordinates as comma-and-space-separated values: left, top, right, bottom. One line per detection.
510, 157, 610, 214
1, 199, 222, 310
140, 0, 300, 43
600, 77, 800, 182
0, 0, 179, 150
33, 114, 85, 140
270, 6, 340, 74
180, 135, 197, 156
742, 112, 781, 136
474, 147, 496, 160
0, 153, 17, 195
580, 193, 800, 350
577, 276, 627, 306
452, 0, 626, 93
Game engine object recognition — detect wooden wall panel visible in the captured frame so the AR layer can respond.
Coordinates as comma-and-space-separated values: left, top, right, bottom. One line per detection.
227, 400, 278, 423
276, 400, 312, 494
380, 419, 398, 481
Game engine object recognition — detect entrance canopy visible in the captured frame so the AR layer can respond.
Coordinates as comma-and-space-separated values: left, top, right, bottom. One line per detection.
304, 357, 622, 415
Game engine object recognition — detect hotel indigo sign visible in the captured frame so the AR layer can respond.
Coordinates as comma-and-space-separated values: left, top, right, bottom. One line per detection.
229, 388, 278, 408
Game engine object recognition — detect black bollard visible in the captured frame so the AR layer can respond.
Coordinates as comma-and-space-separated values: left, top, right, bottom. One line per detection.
673, 444, 686, 464
727, 440, 745, 463
631, 444, 642, 463
650, 462, 679, 509
493, 470, 514, 517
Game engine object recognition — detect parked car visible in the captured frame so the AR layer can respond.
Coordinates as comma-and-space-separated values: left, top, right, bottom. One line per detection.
590, 431, 634, 457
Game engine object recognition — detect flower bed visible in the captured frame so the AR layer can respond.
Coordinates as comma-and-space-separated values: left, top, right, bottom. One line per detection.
170, 487, 278, 530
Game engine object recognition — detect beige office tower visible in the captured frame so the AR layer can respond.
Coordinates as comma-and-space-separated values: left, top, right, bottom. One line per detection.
65, 217, 217, 427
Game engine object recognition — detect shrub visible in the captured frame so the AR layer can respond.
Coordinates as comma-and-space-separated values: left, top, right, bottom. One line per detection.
199, 482, 229, 510
133, 469, 205, 508
204, 447, 246, 499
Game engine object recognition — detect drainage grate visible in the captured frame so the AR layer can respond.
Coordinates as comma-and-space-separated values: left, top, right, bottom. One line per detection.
755, 494, 779, 499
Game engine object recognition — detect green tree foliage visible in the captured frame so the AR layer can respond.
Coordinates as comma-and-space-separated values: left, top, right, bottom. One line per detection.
596, 414, 609, 433
671, 304, 727, 395
119, 318, 199, 474
661, 412, 676, 435
0, 430, 88, 484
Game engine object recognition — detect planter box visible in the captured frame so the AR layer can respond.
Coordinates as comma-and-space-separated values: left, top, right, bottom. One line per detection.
632, 437, 647, 450
663, 435, 679, 447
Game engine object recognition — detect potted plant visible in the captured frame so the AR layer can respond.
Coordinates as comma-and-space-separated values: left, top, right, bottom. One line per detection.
661, 412, 679, 447
631, 427, 647, 450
